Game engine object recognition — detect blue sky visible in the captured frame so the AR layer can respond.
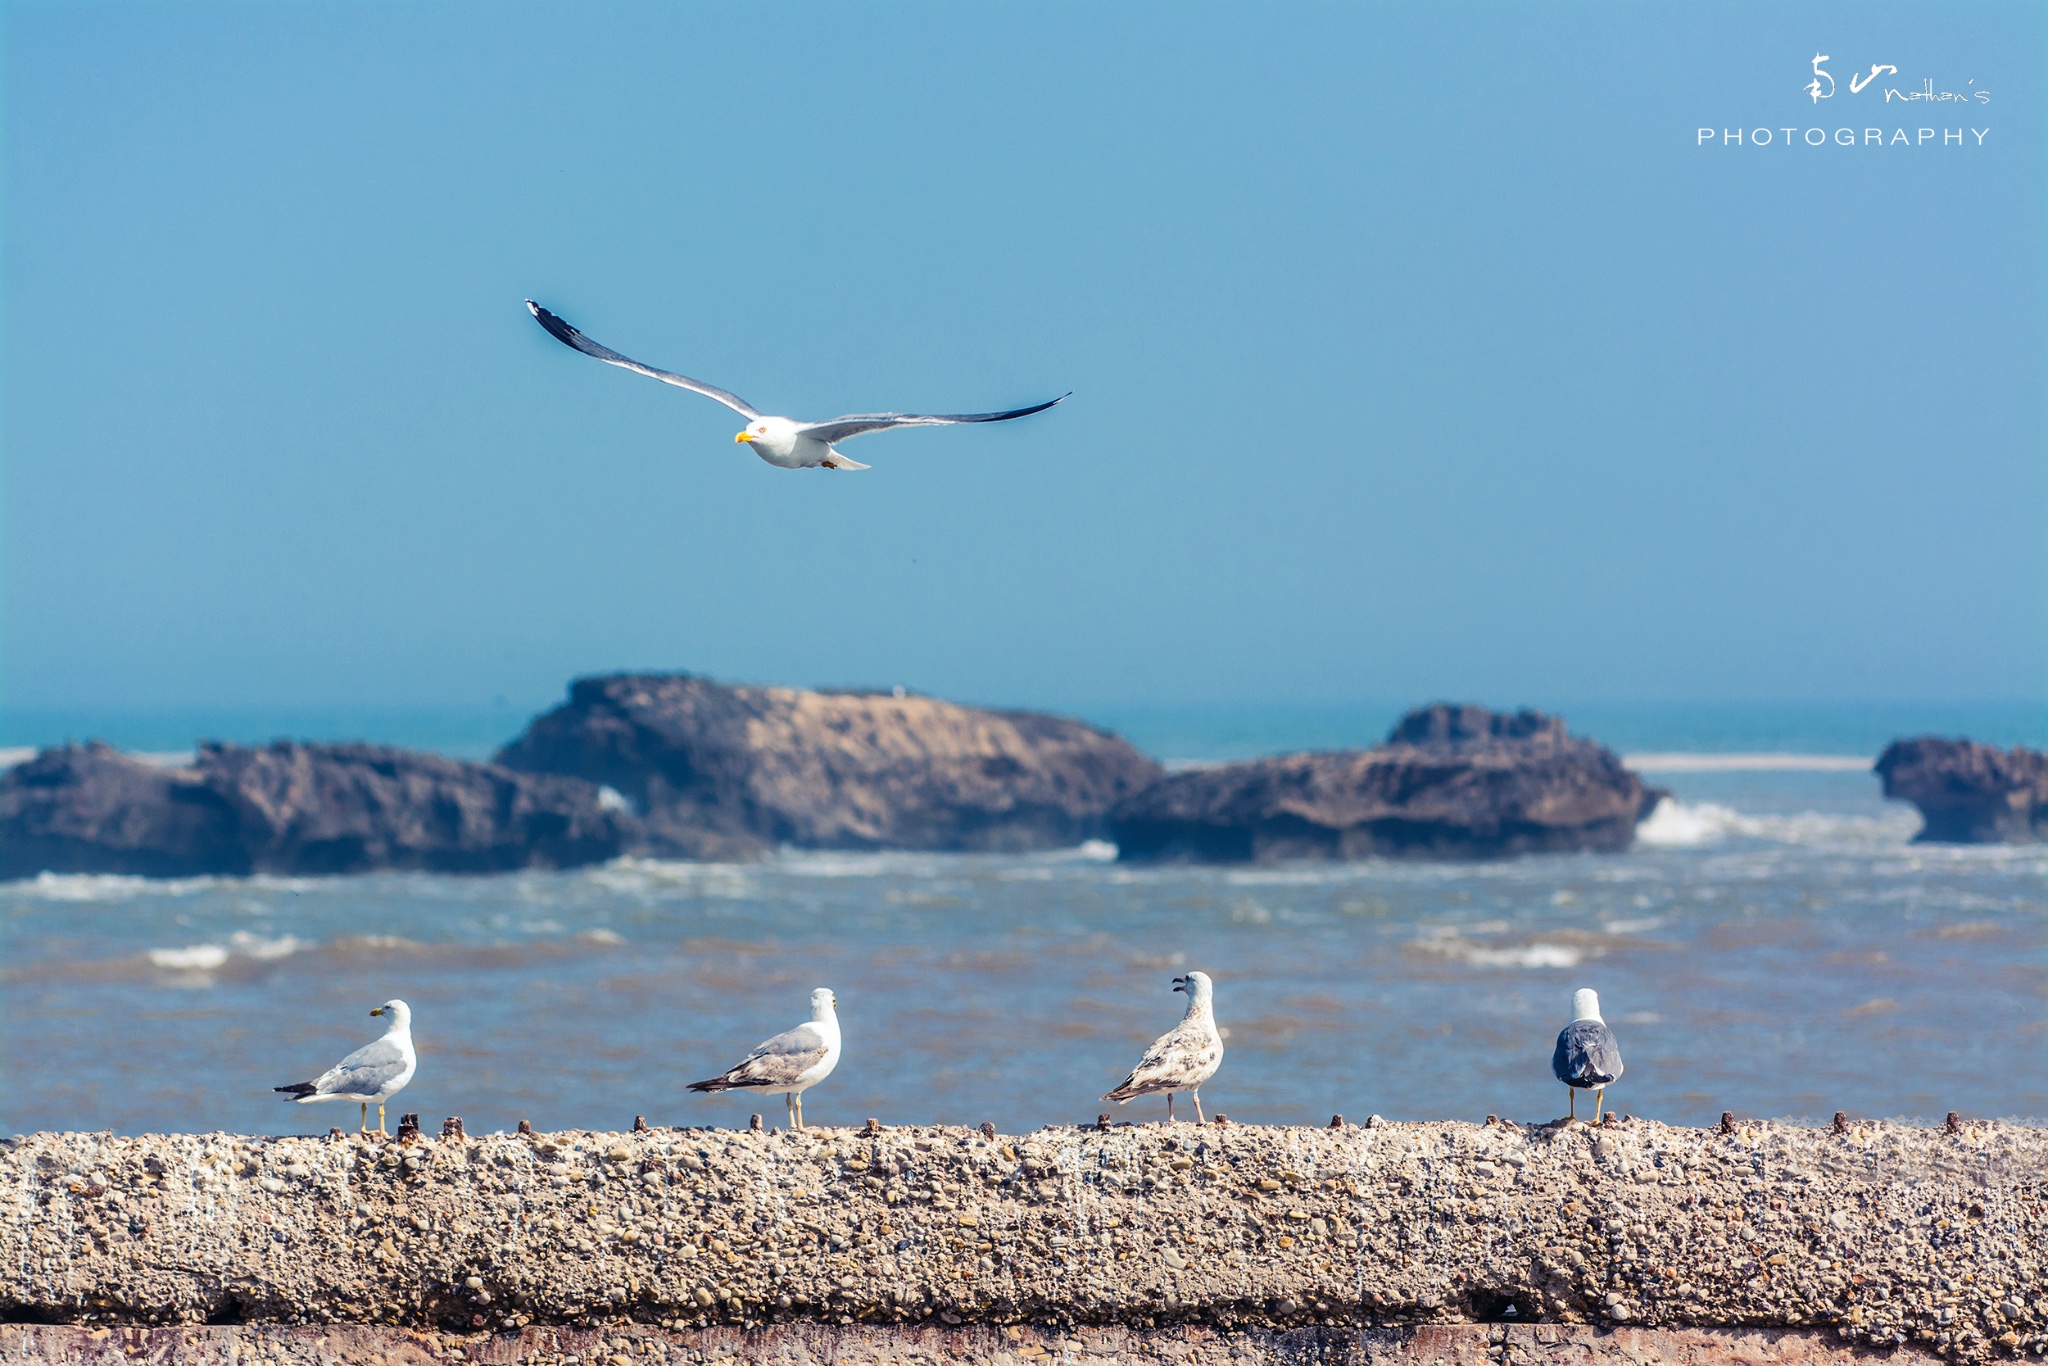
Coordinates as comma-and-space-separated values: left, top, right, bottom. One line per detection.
3, 2, 2041, 717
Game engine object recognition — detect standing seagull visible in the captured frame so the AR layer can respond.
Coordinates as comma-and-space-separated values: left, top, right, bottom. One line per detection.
274, 999, 417, 1135
1552, 988, 1623, 1122
1103, 971, 1223, 1124
688, 988, 841, 1130
526, 302, 1067, 471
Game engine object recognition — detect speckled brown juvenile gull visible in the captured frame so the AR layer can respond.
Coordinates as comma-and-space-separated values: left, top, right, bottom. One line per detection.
3, 1118, 2042, 1363
1102, 972, 1223, 1124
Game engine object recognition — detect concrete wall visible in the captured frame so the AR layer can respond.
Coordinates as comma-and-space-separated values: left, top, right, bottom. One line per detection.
5, 1119, 2042, 1363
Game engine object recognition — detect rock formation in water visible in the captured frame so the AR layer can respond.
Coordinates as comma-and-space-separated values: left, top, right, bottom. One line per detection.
1107, 703, 1660, 862
496, 673, 1164, 859
1874, 736, 2048, 843
0, 740, 637, 879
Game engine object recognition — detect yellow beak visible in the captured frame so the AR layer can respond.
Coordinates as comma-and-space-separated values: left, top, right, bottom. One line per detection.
370, 1008, 383, 1016
735, 431, 754, 444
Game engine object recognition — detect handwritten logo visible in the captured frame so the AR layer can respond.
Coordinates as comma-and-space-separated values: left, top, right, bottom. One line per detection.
1806, 53, 1986, 105
1697, 53, 1992, 150
1806, 54, 1834, 103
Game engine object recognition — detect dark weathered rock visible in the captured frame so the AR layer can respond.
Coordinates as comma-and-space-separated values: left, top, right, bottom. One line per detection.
497, 674, 1164, 858
1875, 736, 2048, 843
0, 741, 639, 879
1108, 704, 1659, 862
0, 743, 247, 879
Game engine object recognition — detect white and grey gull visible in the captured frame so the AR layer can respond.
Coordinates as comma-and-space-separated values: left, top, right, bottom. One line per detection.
526, 302, 1067, 471
1103, 971, 1223, 1123
1552, 987, 1623, 1121
274, 998, 417, 1135
688, 987, 841, 1129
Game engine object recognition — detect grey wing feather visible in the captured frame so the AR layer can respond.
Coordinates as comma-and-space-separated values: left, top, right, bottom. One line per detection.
797, 393, 1069, 444
313, 1036, 408, 1098
527, 302, 760, 419
690, 1023, 828, 1091
1552, 1021, 1623, 1087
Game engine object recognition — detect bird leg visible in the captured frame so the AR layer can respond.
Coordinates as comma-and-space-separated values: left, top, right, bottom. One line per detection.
1191, 1089, 1206, 1124
1167, 1092, 1176, 1124
359, 1103, 369, 1133
1567, 1088, 1577, 1123
377, 1104, 387, 1136
794, 1093, 805, 1131
786, 1094, 796, 1130
1593, 1088, 1606, 1121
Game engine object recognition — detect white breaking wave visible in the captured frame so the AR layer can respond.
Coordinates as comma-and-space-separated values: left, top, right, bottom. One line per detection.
7, 871, 328, 901
17, 871, 221, 902
1457, 942, 1585, 969
1635, 797, 1916, 848
1625, 752, 1872, 774
1410, 927, 1588, 970
146, 931, 306, 973
145, 944, 234, 971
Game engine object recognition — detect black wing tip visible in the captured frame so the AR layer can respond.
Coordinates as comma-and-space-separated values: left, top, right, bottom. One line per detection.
686, 1080, 726, 1093
275, 1082, 316, 1098
526, 300, 582, 345
980, 392, 1070, 423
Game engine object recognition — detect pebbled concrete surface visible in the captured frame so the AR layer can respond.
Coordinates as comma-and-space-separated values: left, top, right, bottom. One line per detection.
0, 1321, 1956, 1365
3, 1119, 2042, 1361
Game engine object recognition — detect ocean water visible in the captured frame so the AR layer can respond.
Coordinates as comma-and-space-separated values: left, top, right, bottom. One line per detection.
4, 710, 2044, 1137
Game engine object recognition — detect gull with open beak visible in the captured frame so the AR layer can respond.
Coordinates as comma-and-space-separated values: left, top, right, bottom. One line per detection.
1103, 971, 1223, 1123
527, 302, 1067, 471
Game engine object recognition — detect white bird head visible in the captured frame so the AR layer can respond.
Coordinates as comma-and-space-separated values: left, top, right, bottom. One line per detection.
810, 987, 838, 1020
735, 416, 799, 455
370, 999, 411, 1029
1172, 971, 1214, 1008
1570, 988, 1603, 1023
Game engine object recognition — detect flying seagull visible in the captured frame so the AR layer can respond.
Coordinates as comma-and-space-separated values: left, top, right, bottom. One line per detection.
1103, 971, 1223, 1123
688, 987, 842, 1129
526, 302, 1067, 471
1552, 987, 1623, 1122
275, 999, 417, 1135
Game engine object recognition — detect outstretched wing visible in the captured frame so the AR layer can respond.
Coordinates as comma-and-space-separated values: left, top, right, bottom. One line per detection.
797, 393, 1069, 445
688, 1021, 830, 1091
526, 301, 760, 419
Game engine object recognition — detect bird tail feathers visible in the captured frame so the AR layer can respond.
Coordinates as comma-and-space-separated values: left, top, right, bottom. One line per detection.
687, 1079, 731, 1093
821, 451, 869, 471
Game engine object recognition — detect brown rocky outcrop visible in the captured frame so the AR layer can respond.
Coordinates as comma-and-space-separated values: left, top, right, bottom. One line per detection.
495, 674, 1164, 859
1874, 737, 2048, 843
0, 741, 637, 879
1107, 704, 1660, 862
